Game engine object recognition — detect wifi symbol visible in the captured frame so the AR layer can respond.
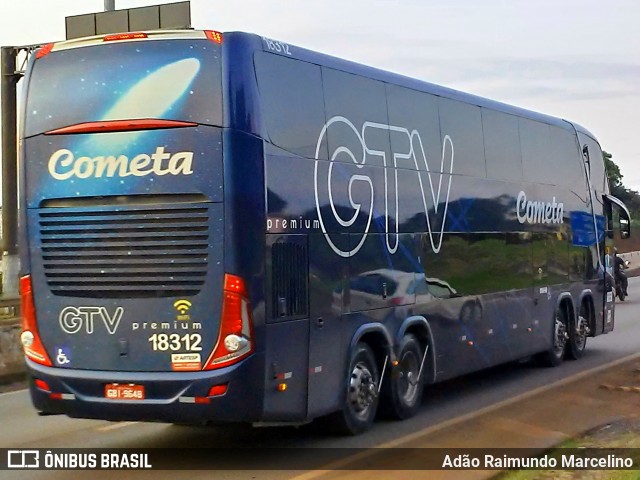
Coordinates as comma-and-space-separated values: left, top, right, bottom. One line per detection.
173, 299, 192, 315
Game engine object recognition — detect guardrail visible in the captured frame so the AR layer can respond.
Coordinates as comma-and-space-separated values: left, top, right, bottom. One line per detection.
620, 251, 640, 262
0, 295, 20, 325
0, 295, 23, 384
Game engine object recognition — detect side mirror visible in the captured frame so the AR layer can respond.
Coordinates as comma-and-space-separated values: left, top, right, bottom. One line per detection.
603, 194, 631, 240
620, 216, 630, 239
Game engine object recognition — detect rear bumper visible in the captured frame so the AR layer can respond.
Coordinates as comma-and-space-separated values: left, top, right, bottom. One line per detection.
26, 353, 265, 424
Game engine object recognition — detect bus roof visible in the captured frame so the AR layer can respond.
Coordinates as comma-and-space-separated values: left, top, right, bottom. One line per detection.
42, 28, 597, 140
43, 29, 213, 53
229, 31, 595, 138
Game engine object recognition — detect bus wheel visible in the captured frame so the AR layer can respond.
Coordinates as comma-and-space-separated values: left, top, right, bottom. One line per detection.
568, 303, 589, 360
329, 342, 380, 435
387, 334, 424, 420
538, 307, 569, 367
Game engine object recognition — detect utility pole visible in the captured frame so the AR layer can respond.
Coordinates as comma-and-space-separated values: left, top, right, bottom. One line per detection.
1, 48, 20, 296
104, 0, 115, 11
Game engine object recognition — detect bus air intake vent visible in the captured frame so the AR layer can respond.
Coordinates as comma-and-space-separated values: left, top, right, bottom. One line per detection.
39, 204, 209, 298
271, 242, 308, 320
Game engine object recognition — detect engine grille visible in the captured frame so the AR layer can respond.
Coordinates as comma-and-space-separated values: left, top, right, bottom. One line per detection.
271, 241, 308, 319
39, 205, 209, 298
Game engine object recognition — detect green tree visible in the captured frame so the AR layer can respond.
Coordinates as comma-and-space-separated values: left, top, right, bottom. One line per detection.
603, 150, 624, 196
604, 150, 640, 224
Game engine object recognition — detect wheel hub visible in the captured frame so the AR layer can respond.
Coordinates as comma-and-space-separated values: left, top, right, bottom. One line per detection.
348, 363, 376, 415
554, 316, 567, 356
398, 351, 420, 403
575, 314, 587, 348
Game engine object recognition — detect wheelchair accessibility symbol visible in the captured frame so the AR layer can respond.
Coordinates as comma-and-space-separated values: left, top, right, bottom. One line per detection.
56, 347, 71, 366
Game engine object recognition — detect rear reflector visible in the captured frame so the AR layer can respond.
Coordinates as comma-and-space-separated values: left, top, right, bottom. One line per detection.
45, 119, 197, 135
49, 393, 75, 401
208, 384, 228, 397
179, 396, 211, 404
35, 379, 51, 392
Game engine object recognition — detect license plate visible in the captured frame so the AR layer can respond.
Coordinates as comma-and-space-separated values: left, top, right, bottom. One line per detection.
105, 383, 145, 400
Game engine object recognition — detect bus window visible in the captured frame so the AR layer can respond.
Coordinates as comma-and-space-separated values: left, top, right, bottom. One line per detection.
25, 39, 222, 137
321, 68, 390, 167
254, 52, 327, 159
386, 84, 441, 172
520, 118, 551, 185
483, 109, 523, 182
549, 127, 586, 189
582, 137, 608, 194
438, 98, 486, 178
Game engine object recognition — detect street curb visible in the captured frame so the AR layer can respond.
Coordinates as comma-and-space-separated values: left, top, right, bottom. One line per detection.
599, 383, 640, 393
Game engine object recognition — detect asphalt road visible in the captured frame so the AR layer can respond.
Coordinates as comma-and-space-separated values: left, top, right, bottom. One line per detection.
2, 277, 640, 479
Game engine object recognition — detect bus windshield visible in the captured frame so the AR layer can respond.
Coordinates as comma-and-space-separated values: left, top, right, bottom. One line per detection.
25, 38, 222, 137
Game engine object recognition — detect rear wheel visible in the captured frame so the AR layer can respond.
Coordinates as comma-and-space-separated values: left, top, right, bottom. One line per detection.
538, 307, 568, 367
327, 342, 380, 435
385, 334, 425, 420
568, 302, 589, 360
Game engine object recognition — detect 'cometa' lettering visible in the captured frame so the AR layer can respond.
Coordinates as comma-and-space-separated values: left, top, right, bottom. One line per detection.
516, 190, 564, 224
48, 147, 194, 180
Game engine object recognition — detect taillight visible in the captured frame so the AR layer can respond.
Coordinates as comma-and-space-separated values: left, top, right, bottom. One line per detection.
203, 274, 254, 370
20, 275, 52, 366
104, 32, 148, 42
204, 30, 223, 44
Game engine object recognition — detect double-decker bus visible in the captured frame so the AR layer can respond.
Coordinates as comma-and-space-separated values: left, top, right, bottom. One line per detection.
19, 29, 630, 434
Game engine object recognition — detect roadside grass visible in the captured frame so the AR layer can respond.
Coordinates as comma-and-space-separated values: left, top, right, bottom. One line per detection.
495, 420, 640, 480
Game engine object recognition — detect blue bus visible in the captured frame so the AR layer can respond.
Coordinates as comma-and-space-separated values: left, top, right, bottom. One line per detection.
19, 29, 630, 434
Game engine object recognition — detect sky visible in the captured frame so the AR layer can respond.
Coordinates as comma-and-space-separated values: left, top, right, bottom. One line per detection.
1, 0, 639, 189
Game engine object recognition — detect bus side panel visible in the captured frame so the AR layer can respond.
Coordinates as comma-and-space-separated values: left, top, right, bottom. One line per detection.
263, 150, 348, 419
223, 128, 268, 413
262, 319, 309, 421
307, 233, 348, 419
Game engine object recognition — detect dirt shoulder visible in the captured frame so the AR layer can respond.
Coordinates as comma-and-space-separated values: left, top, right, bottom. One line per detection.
302, 355, 640, 480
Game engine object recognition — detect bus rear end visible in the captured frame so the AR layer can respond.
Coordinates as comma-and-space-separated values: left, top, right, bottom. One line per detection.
19, 30, 261, 423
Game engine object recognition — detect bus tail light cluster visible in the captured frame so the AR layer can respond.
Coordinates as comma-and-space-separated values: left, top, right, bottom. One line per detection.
20, 275, 52, 366
203, 274, 254, 370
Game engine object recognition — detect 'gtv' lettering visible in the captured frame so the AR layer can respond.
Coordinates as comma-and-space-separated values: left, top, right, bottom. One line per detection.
59, 306, 124, 335
48, 147, 194, 180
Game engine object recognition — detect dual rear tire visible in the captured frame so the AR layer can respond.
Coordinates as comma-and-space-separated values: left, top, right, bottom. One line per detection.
330, 335, 426, 435
538, 302, 589, 367
381, 334, 425, 420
